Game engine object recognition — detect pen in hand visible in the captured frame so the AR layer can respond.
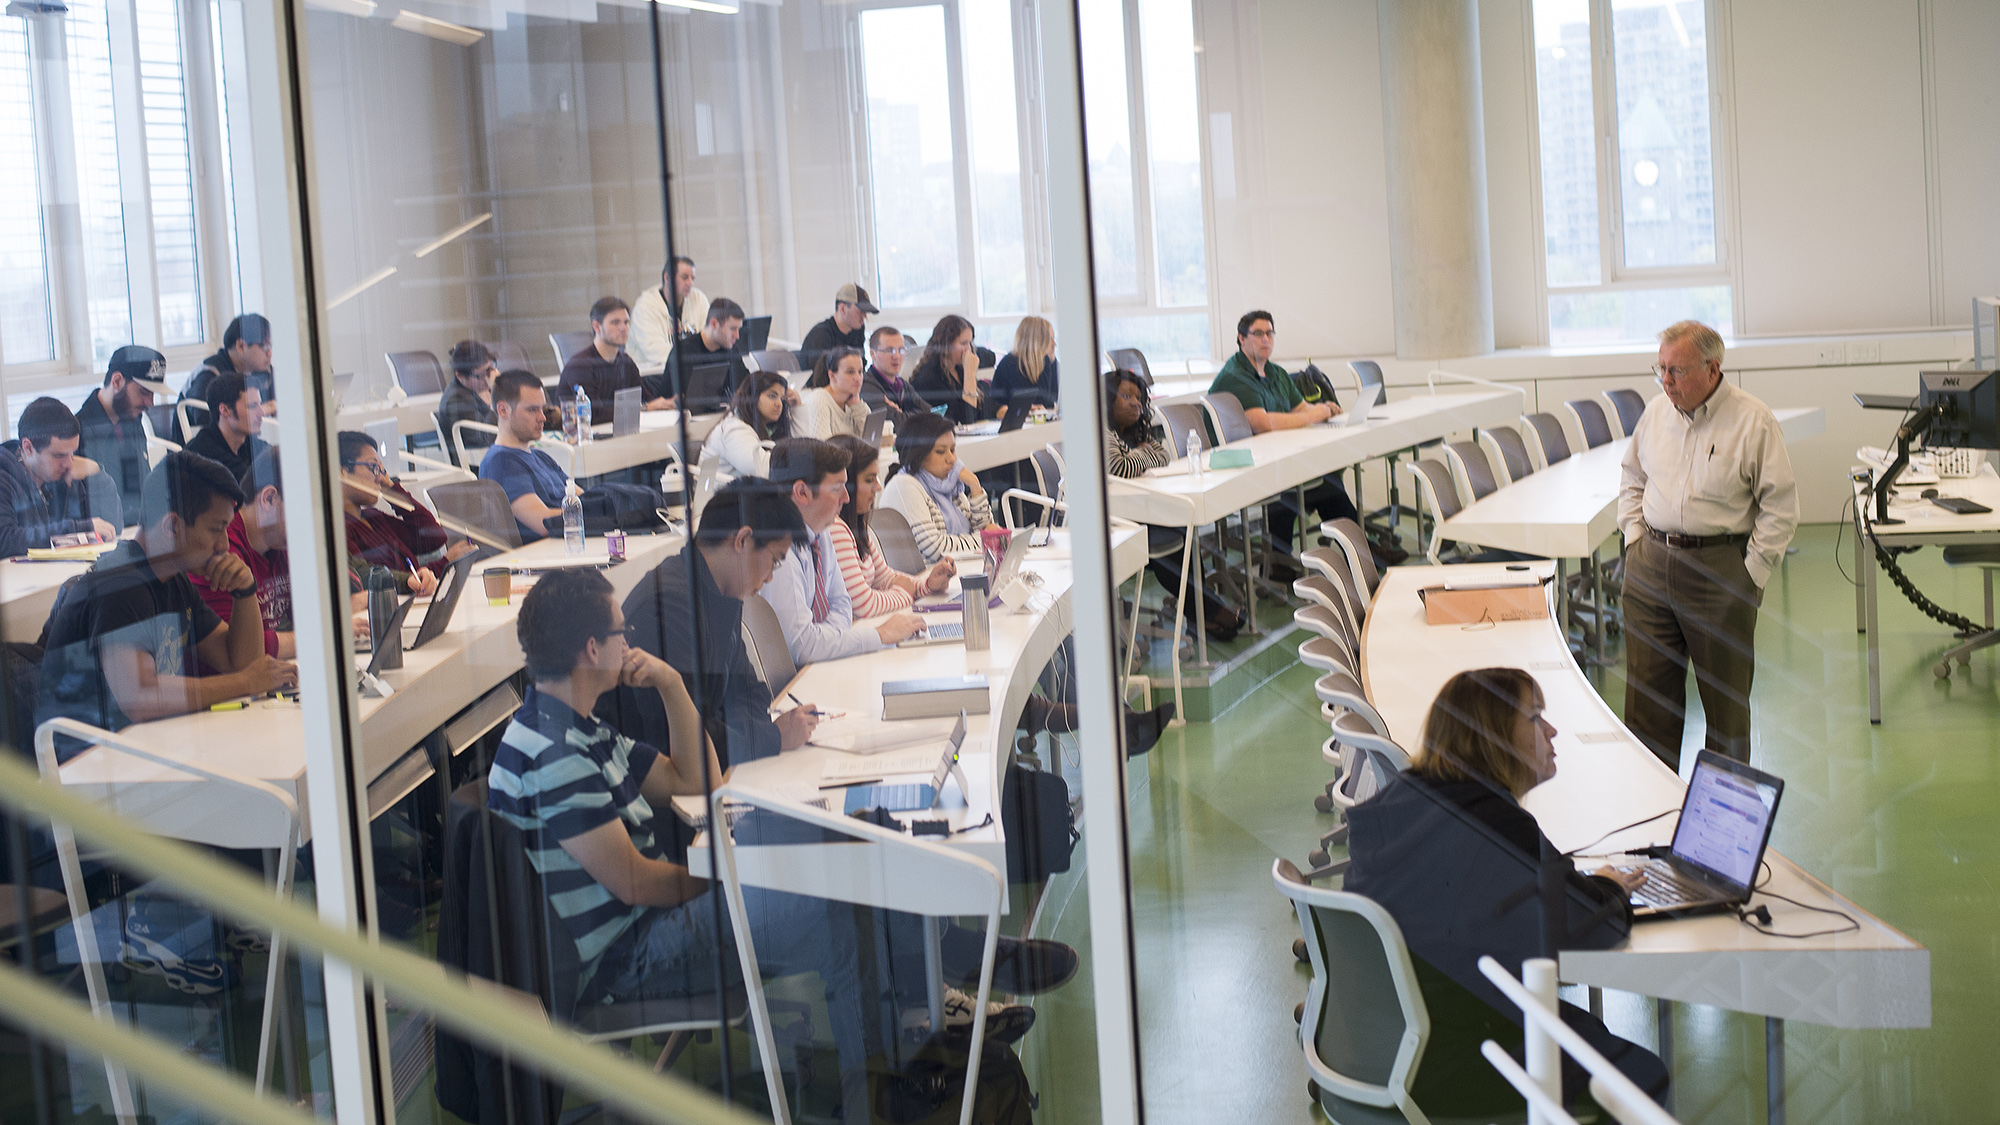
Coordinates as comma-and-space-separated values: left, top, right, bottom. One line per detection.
787, 691, 827, 718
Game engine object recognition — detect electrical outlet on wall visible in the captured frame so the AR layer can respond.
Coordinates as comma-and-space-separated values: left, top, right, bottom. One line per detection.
1817, 343, 1846, 365
1847, 341, 1881, 364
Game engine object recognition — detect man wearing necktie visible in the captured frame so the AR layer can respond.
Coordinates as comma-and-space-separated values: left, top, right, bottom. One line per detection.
1618, 321, 1798, 768
763, 437, 925, 664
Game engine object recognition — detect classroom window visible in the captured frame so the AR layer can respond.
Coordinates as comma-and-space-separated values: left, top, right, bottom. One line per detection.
1137, 0, 1204, 309
961, 0, 1028, 318
1533, 0, 1729, 345
0, 19, 55, 365
860, 5, 963, 310
137, 0, 204, 347
1079, 0, 1138, 300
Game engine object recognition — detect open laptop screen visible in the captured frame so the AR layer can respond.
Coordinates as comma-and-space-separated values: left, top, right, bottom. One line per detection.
1668, 751, 1783, 893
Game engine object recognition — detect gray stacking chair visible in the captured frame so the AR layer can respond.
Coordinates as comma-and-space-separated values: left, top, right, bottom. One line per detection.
1521, 412, 1573, 470
1479, 425, 1535, 486
1603, 387, 1647, 438
1563, 398, 1616, 450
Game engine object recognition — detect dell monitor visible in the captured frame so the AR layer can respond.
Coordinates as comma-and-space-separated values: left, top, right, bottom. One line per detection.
1919, 370, 2000, 451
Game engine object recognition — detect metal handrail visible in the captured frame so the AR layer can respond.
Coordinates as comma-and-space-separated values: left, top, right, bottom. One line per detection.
0, 748, 761, 1125
1425, 366, 1532, 410
1477, 955, 1682, 1125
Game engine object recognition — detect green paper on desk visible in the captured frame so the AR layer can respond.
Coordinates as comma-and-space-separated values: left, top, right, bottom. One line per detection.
1207, 449, 1253, 469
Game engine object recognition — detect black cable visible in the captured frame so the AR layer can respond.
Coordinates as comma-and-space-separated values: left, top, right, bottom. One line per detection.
1562, 808, 1678, 858
1732, 860, 1862, 940
1862, 516, 1980, 633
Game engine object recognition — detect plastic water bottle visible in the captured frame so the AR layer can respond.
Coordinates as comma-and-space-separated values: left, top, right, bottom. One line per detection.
562, 481, 585, 555
574, 385, 593, 443
560, 397, 579, 444
1186, 430, 1204, 481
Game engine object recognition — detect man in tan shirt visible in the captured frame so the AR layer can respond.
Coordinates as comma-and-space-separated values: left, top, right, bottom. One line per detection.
1618, 320, 1798, 768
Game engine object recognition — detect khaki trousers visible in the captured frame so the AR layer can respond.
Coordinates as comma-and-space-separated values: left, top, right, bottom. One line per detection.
1621, 533, 1763, 769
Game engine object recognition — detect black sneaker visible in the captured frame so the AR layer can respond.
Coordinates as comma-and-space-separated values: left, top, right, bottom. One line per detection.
941, 928, 1080, 995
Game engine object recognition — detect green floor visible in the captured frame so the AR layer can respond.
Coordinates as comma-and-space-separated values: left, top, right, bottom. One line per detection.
1027, 522, 2000, 1124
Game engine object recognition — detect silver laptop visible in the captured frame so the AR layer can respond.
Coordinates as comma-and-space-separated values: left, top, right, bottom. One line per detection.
862, 407, 890, 446
613, 386, 641, 436
1337, 383, 1382, 427
841, 712, 968, 813
1622, 751, 1785, 919
405, 555, 476, 650
910, 529, 1032, 620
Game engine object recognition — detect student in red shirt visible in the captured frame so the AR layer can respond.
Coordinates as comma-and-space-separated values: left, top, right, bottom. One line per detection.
338, 430, 469, 595
191, 447, 293, 658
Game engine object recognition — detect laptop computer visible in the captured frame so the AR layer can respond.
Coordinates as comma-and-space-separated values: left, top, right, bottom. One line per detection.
1618, 750, 1785, 919
683, 360, 734, 414
612, 386, 642, 436
911, 528, 1032, 618
841, 712, 968, 813
997, 405, 1030, 433
362, 594, 416, 677
862, 407, 890, 446
1336, 383, 1382, 427
742, 315, 772, 352
331, 372, 356, 409
405, 555, 476, 650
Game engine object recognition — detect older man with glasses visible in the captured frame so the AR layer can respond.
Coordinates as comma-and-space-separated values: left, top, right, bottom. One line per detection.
1618, 320, 1798, 769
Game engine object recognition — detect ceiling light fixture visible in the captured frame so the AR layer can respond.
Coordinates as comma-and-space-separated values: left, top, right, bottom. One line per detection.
328, 266, 398, 310
305, 0, 376, 17
656, 0, 739, 14
391, 9, 483, 45
412, 212, 493, 258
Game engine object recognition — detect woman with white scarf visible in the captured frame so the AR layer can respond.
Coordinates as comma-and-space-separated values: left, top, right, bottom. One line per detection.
877, 411, 995, 563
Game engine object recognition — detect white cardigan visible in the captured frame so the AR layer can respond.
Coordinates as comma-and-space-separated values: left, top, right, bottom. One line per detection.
878, 470, 994, 563
706, 413, 773, 481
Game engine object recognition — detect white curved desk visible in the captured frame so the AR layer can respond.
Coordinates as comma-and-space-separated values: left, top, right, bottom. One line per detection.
683, 526, 1145, 912
1362, 561, 1928, 1121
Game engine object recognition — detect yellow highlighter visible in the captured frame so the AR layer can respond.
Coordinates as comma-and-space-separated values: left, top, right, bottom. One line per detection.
209, 700, 248, 712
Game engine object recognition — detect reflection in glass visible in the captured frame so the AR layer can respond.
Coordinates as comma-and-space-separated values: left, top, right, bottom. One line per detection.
1137, 0, 1205, 307
0, 18, 55, 365
861, 5, 961, 310
1079, 0, 1137, 298
961, 0, 1028, 317
1611, 0, 1716, 269
66, 0, 134, 365
1533, 0, 1599, 286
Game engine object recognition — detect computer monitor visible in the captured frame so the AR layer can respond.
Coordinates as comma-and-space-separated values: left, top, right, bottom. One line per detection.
1919, 370, 2000, 450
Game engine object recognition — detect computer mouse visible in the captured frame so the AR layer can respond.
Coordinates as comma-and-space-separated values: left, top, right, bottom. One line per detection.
1922, 488, 1940, 499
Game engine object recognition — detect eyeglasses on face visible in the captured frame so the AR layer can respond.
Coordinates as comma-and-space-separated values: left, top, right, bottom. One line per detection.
1650, 362, 1713, 381
873, 346, 906, 356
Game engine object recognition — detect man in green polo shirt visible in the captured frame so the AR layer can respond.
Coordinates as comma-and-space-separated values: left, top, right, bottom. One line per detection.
1207, 309, 1361, 571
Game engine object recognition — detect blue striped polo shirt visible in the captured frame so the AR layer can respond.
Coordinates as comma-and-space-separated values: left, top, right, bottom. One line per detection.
488, 687, 662, 985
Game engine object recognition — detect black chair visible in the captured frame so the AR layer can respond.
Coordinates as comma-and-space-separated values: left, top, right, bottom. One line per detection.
1479, 426, 1534, 486
1107, 347, 1154, 386
385, 350, 447, 397
436, 780, 751, 1125
1563, 399, 1615, 450
1441, 441, 1501, 501
1603, 388, 1646, 438
1521, 413, 1573, 469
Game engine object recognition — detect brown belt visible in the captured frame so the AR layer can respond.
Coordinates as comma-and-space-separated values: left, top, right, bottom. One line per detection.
1645, 527, 1749, 550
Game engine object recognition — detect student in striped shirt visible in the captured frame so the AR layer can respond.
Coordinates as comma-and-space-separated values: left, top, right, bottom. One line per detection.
825, 434, 956, 618
488, 568, 884, 1118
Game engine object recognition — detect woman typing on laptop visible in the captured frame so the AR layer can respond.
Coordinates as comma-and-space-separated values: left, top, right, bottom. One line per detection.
824, 435, 955, 616
1342, 668, 1668, 1112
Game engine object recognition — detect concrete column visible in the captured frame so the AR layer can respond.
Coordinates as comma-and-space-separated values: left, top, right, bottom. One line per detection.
1377, 0, 1495, 359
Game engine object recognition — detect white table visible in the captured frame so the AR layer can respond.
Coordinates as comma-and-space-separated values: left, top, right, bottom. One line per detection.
1851, 462, 2000, 723
548, 410, 724, 479
1362, 561, 1929, 1122
335, 393, 443, 439
1107, 389, 1523, 661
949, 417, 1067, 475
2, 556, 94, 643
683, 526, 1146, 911
54, 531, 683, 848
1440, 408, 1826, 559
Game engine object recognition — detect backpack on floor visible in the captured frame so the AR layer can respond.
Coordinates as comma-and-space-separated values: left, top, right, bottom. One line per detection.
870, 1032, 1037, 1125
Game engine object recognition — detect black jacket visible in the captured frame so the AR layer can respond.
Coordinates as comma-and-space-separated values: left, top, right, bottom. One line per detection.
76, 391, 149, 522
0, 442, 95, 556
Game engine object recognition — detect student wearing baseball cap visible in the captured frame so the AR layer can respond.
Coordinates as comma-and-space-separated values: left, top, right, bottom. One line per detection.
77, 344, 170, 521
798, 282, 877, 366
177, 313, 276, 443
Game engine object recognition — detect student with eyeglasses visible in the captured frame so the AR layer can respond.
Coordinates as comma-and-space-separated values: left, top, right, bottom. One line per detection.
337, 430, 467, 596
861, 325, 928, 419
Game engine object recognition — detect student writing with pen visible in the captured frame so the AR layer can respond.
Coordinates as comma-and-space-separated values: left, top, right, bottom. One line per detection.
338, 430, 473, 596
38, 451, 298, 762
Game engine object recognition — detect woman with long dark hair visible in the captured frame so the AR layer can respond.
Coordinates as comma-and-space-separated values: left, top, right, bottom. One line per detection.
824, 434, 956, 617
876, 411, 995, 563
706, 370, 796, 481
909, 314, 982, 425
1103, 369, 1239, 640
